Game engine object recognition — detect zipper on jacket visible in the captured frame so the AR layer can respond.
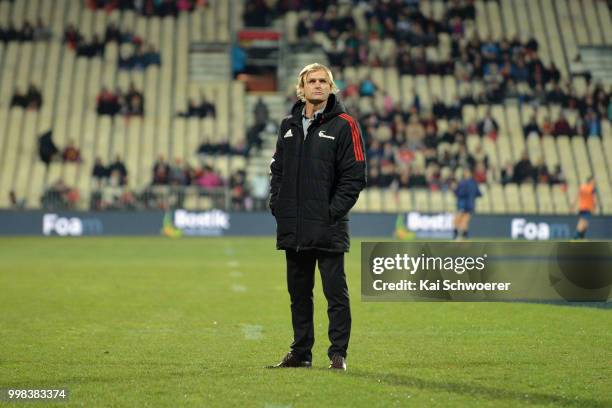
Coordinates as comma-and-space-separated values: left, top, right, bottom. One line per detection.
295, 124, 304, 252
295, 120, 319, 252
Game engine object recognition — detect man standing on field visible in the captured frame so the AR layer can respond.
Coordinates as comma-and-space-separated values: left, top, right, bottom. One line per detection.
267, 63, 367, 371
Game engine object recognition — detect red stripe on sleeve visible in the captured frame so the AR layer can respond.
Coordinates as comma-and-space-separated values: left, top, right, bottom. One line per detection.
339, 113, 364, 161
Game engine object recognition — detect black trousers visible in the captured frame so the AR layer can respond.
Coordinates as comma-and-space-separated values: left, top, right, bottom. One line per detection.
285, 249, 351, 361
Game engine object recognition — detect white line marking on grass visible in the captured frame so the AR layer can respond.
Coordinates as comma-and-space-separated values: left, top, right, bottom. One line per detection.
230, 271, 244, 278
231, 284, 247, 293
241, 324, 263, 340
227, 261, 240, 267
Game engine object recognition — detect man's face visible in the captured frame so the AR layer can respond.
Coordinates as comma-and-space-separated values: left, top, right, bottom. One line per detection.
303, 70, 331, 104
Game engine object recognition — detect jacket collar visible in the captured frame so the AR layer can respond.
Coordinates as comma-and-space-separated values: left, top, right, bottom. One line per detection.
288, 94, 346, 126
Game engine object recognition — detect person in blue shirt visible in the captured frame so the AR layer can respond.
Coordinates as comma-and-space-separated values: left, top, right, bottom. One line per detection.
454, 167, 482, 240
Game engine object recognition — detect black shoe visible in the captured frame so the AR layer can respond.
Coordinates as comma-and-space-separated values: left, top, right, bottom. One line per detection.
266, 352, 312, 368
328, 354, 347, 371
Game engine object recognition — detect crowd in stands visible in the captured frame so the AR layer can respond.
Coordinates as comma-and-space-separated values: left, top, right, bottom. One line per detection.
10, 84, 42, 110
500, 153, 566, 186
247, 0, 611, 194
87, 0, 207, 16
177, 96, 216, 118
119, 43, 161, 70
197, 140, 247, 157
359, 102, 492, 190
64, 22, 161, 68
63, 24, 102, 54
41, 179, 80, 210
92, 155, 129, 187
0, 19, 52, 42
86, 153, 252, 210
149, 156, 252, 210
343, 74, 605, 190
96, 84, 145, 116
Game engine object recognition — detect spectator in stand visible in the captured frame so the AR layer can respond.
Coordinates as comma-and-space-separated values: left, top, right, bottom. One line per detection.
152, 155, 170, 185
177, 0, 194, 12
19, 21, 34, 41
168, 158, 188, 186
477, 109, 499, 139
231, 44, 247, 78
76, 34, 105, 57
108, 155, 128, 186
253, 97, 269, 126
229, 170, 248, 210
25, 83, 42, 109
63, 24, 82, 49
243, 0, 271, 27
180, 99, 201, 118
10, 87, 28, 108
96, 87, 121, 116
0, 22, 18, 43
143, 44, 161, 65
94, 83, 144, 117
513, 151, 535, 184
395, 167, 411, 189
473, 160, 487, 183
534, 157, 549, 184
432, 96, 447, 118
199, 94, 216, 118
405, 114, 425, 150
157, 0, 178, 17
553, 113, 573, 136
33, 18, 53, 41
500, 161, 514, 185
119, 43, 161, 70
126, 93, 144, 116
546, 82, 566, 104
38, 130, 59, 165
452, 143, 476, 171
583, 110, 601, 137
523, 115, 542, 138
62, 139, 81, 162
359, 77, 377, 97
104, 22, 122, 43
196, 165, 222, 188
92, 157, 108, 187
549, 164, 566, 186
178, 95, 215, 118
540, 115, 554, 135
408, 165, 428, 188
10, 84, 42, 109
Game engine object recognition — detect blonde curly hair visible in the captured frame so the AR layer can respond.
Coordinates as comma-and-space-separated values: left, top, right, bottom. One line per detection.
295, 63, 339, 102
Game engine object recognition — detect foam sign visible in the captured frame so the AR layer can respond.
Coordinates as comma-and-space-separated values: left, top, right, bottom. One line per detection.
42, 213, 103, 236
511, 218, 571, 240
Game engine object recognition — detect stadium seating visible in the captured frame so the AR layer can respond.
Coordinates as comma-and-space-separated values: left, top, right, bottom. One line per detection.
0, 0, 249, 210
0, 0, 610, 216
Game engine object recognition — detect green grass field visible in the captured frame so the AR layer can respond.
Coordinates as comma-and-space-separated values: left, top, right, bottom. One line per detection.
1, 237, 610, 407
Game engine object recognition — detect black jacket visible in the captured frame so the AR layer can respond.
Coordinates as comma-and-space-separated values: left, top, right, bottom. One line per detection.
270, 94, 367, 252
